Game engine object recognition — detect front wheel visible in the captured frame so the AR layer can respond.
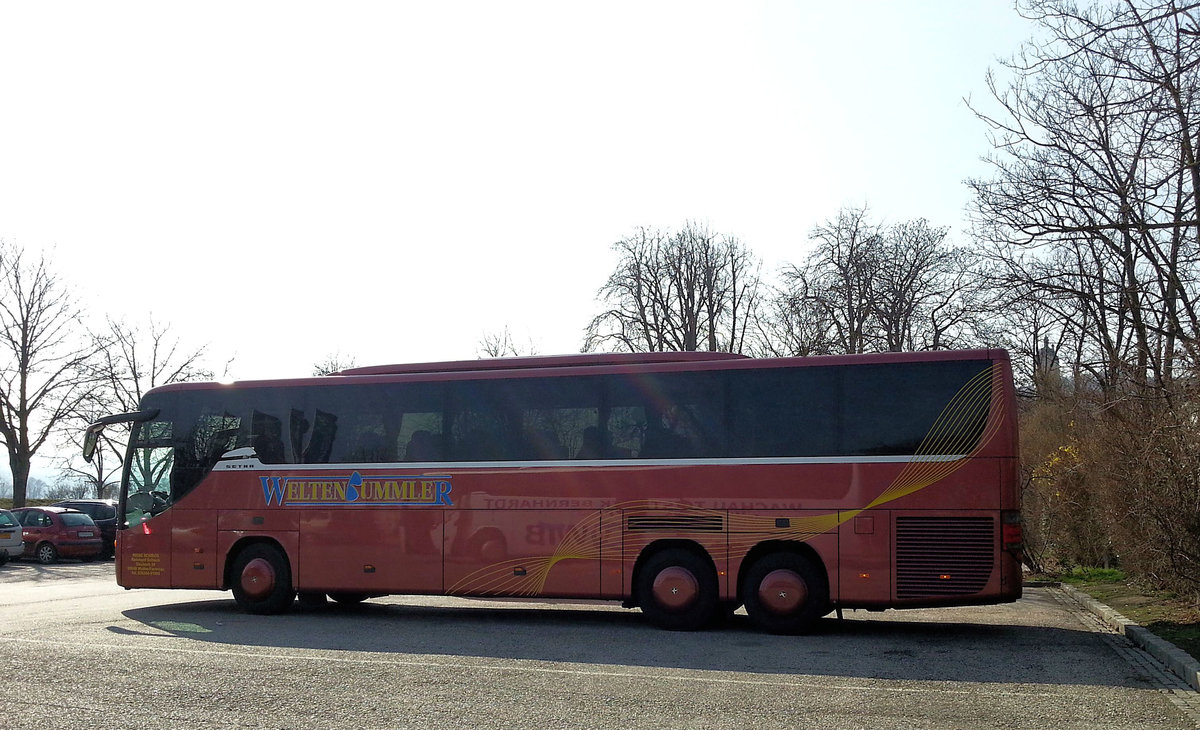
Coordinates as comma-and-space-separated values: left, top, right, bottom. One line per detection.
742, 552, 829, 634
635, 547, 718, 631
231, 543, 294, 615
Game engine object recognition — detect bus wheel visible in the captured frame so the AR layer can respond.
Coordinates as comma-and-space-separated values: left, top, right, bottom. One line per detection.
742, 552, 828, 634
231, 543, 295, 615
636, 548, 717, 631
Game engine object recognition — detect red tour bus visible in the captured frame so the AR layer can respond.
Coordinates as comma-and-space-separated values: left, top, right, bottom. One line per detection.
84, 349, 1022, 633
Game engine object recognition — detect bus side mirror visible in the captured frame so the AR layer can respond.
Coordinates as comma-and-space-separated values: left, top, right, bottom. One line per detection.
82, 408, 160, 464
83, 428, 100, 463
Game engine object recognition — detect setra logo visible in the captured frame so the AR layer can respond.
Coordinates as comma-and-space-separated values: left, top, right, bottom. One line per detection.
260, 471, 453, 507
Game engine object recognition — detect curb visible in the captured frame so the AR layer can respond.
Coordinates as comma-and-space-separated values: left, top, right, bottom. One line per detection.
1057, 582, 1200, 692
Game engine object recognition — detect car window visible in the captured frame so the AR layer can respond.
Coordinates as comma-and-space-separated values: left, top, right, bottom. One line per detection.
97, 506, 116, 520
21, 512, 51, 527
0, 511, 16, 527
60, 513, 95, 527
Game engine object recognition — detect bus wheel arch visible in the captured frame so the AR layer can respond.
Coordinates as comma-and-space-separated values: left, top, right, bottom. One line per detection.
226, 539, 295, 615
631, 540, 719, 631
738, 541, 830, 634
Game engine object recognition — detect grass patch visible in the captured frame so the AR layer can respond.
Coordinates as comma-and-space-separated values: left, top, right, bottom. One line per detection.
1060, 567, 1127, 584
0, 498, 57, 510
1062, 571, 1200, 661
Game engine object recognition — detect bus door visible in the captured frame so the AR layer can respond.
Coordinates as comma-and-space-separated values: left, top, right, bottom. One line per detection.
118, 500, 173, 589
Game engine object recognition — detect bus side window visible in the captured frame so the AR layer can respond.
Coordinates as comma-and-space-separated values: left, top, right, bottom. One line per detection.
250, 410, 285, 463
305, 410, 338, 463
607, 406, 645, 458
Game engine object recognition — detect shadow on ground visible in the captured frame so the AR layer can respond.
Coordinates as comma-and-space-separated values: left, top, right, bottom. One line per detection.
115, 587, 1153, 689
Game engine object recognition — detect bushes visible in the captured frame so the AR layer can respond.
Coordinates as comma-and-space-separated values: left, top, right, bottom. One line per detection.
1020, 389, 1200, 604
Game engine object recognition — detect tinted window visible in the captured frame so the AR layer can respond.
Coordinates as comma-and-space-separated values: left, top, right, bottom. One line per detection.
61, 513, 95, 527
443, 377, 604, 461
19, 511, 51, 527
729, 367, 839, 457
608, 371, 725, 458
841, 360, 991, 456
134, 357, 995, 505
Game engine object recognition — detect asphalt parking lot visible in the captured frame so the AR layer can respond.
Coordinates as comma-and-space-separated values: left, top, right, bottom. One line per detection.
2, 560, 1197, 729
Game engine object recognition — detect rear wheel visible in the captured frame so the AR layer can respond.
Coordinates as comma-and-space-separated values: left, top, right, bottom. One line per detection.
0, 551, 9, 566
231, 543, 294, 614
635, 547, 718, 631
35, 542, 58, 565
742, 552, 829, 634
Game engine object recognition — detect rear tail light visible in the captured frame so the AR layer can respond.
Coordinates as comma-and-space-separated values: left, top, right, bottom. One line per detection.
1001, 510, 1023, 553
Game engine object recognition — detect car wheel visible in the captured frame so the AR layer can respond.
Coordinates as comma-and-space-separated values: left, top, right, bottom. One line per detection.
231, 543, 294, 614
36, 542, 58, 565
0, 551, 8, 566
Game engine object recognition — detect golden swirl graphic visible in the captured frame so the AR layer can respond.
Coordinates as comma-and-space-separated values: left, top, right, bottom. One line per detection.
449, 362, 1007, 596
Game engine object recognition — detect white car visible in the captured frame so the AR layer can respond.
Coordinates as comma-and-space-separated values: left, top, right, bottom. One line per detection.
0, 509, 22, 565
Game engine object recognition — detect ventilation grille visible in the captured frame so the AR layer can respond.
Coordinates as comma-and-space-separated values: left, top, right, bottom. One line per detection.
896, 516, 995, 599
626, 514, 724, 532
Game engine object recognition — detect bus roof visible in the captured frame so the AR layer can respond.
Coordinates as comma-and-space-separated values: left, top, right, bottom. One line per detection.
144, 349, 1009, 394
336, 351, 749, 376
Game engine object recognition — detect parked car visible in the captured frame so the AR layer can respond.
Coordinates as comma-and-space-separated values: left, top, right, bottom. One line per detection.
12, 507, 103, 564
0, 509, 22, 565
53, 499, 118, 558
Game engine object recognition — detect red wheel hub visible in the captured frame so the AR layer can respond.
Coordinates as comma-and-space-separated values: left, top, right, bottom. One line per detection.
240, 557, 276, 599
757, 568, 807, 615
652, 566, 699, 611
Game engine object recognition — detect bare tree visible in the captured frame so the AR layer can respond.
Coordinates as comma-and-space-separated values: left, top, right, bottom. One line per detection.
478, 326, 539, 358
779, 208, 981, 354
585, 222, 762, 353
782, 207, 882, 354
749, 279, 837, 357
313, 352, 358, 376
59, 316, 221, 499
968, 0, 1200, 595
968, 0, 1200, 395
0, 242, 100, 507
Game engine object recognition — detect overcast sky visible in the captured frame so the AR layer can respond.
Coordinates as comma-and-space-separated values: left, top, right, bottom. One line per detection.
1, 1, 1033, 394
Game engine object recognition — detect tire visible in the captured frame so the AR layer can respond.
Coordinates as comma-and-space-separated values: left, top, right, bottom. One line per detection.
635, 547, 718, 631
35, 542, 58, 565
741, 552, 829, 635
0, 551, 9, 566
230, 543, 295, 615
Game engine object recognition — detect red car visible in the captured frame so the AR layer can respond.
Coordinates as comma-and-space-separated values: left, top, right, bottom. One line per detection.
12, 507, 103, 564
